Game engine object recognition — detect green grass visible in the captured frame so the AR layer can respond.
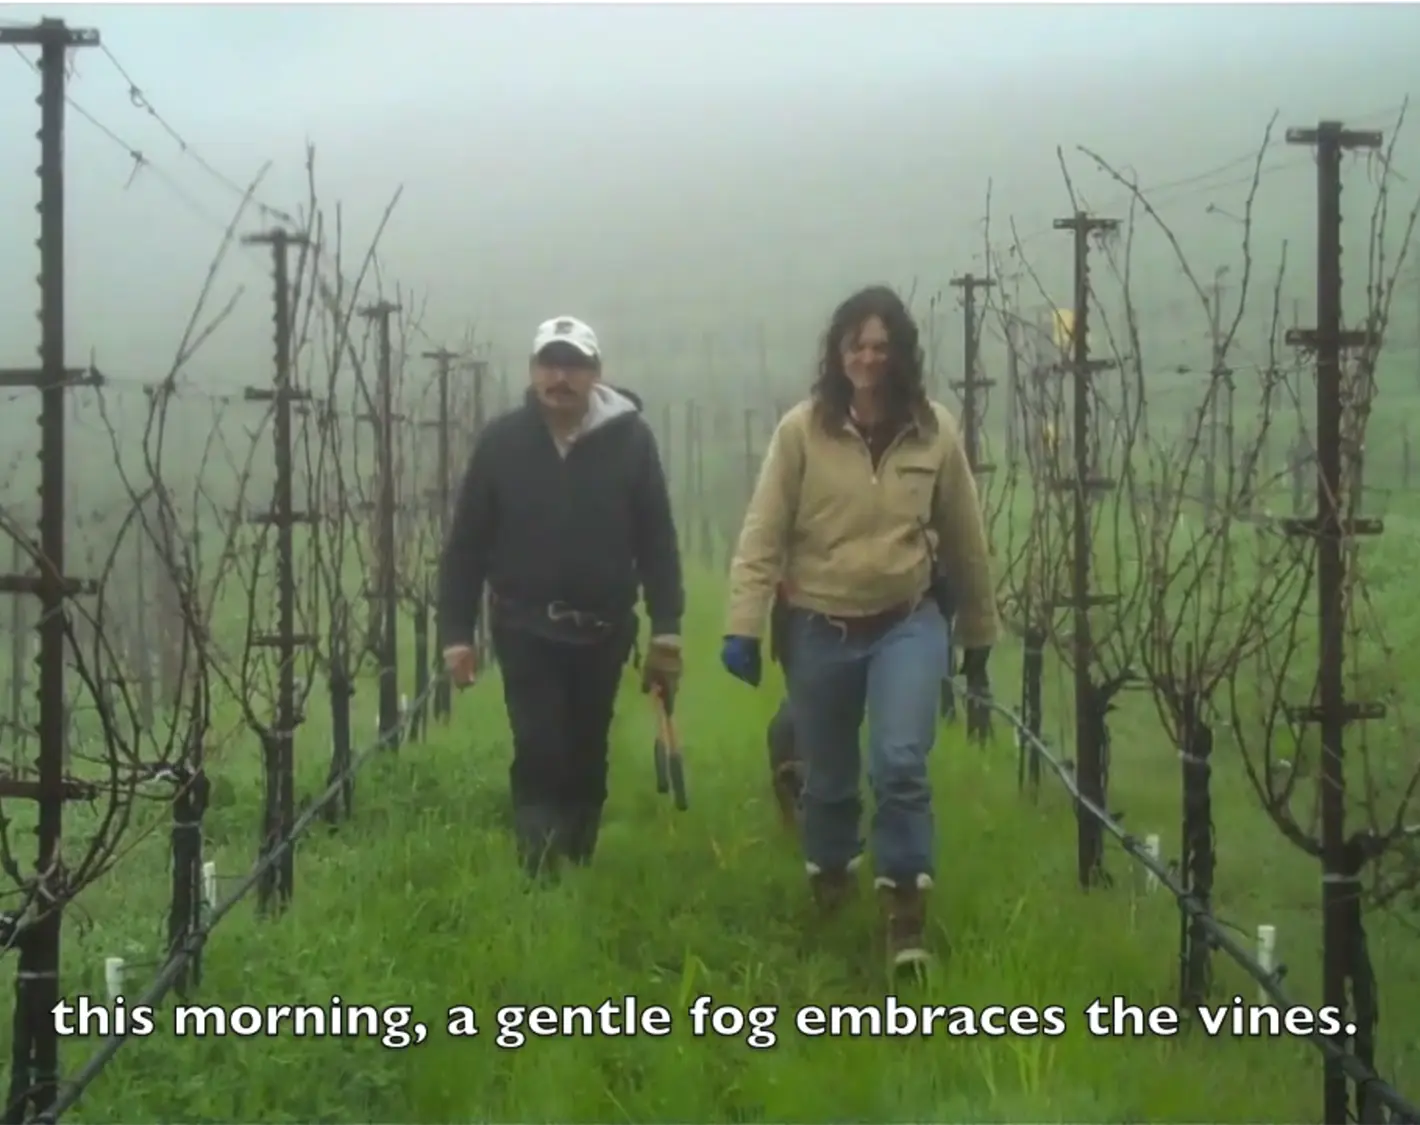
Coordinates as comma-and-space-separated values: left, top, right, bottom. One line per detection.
7, 572, 1419, 1123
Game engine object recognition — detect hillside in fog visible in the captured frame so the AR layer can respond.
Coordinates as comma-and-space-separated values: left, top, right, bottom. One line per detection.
1, 3, 1416, 466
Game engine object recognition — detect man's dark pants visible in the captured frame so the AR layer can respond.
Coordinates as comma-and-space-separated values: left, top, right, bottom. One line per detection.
493, 615, 634, 874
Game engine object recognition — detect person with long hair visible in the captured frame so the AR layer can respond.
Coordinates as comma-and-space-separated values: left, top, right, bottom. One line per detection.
721, 285, 998, 971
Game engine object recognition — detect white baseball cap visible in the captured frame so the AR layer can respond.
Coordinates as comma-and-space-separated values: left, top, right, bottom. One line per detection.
532, 315, 600, 360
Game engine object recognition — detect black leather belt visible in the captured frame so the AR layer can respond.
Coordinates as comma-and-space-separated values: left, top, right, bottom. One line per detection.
489, 591, 619, 641
543, 600, 613, 635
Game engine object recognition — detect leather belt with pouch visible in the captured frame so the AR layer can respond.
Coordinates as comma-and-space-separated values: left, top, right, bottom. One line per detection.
818, 592, 924, 642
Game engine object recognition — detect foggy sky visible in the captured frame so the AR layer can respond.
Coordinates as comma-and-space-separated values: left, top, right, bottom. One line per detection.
1, 3, 1417, 409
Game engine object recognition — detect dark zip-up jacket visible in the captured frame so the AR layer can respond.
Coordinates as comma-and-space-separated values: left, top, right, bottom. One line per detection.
437, 384, 683, 646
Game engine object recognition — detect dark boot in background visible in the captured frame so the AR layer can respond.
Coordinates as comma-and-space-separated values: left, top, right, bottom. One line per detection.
512, 804, 565, 881
875, 874, 933, 972
562, 804, 604, 866
767, 697, 805, 831
772, 763, 807, 831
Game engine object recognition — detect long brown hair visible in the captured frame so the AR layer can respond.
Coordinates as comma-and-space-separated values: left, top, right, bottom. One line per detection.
811, 285, 931, 433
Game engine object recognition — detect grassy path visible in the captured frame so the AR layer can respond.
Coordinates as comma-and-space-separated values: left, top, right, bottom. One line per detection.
46, 585, 1349, 1122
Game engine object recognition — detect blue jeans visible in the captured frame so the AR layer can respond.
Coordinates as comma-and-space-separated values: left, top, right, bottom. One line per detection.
785, 599, 950, 883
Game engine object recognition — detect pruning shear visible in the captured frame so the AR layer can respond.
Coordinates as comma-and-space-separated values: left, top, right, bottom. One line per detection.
651, 686, 688, 811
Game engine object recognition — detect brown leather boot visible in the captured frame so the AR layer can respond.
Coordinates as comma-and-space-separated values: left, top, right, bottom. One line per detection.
876, 875, 933, 969
807, 857, 861, 916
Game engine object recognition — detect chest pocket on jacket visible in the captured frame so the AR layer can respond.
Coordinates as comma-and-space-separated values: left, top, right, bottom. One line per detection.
891, 459, 938, 521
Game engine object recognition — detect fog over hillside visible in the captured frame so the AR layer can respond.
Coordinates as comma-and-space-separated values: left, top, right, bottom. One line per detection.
1, 3, 1417, 456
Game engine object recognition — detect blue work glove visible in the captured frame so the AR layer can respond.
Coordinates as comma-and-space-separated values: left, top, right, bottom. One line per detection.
721, 635, 762, 687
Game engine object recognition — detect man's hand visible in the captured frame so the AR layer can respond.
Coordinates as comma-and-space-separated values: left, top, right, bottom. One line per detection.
641, 635, 683, 702
443, 644, 478, 689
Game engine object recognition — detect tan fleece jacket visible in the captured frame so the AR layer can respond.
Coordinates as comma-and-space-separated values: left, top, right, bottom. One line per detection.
725, 399, 1000, 650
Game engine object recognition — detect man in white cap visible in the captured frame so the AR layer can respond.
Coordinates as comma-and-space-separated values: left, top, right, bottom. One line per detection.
437, 315, 685, 878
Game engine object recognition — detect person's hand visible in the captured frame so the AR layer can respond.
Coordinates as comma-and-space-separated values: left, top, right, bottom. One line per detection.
961, 647, 991, 687
641, 635, 683, 703
961, 647, 992, 741
443, 644, 478, 689
721, 636, 762, 687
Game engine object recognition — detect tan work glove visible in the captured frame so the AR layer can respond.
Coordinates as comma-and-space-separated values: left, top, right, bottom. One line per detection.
640, 635, 683, 703
443, 644, 478, 689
